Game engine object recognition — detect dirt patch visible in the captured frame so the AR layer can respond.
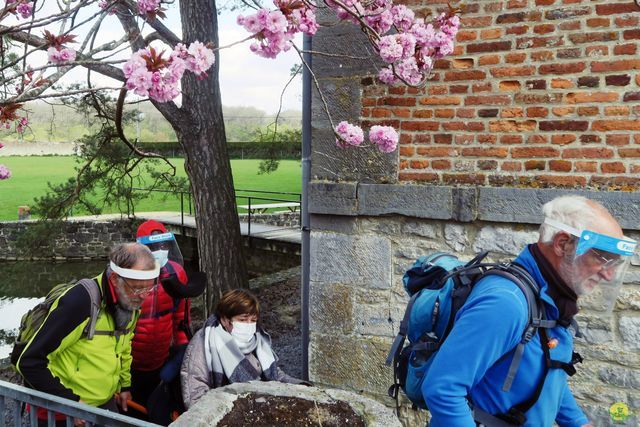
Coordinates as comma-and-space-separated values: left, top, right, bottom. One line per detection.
217, 393, 365, 427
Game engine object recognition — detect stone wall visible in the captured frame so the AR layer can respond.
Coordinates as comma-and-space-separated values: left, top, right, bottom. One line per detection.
307, 185, 640, 426
0, 219, 136, 260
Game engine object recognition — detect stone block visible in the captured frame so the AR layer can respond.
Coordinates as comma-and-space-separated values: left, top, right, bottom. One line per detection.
309, 282, 354, 334
358, 185, 453, 219
309, 333, 393, 397
308, 182, 357, 216
352, 289, 403, 337
598, 366, 640, 389
619, 316, 640, 350
310, 214, 358, 234
310, 232, 391, 289
444, 224, 469, 252
473, 225, 538, 256
401, 221, 440, 239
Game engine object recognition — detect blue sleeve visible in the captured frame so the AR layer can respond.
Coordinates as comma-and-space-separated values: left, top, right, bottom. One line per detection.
555, 382, 589, 427
423, 279, 528, 427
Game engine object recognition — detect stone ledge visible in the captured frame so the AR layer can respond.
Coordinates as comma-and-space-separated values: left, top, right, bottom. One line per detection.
308, 183, 640, 230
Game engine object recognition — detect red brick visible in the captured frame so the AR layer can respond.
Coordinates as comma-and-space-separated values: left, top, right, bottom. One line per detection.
371, 108, 392, 118
462, 16, 494, 28
443, 174, 486, 185
433, 134, 452, 144
477, 160, 498, 171
500, 135, 524, 144
526, 79, 547, 90
461, 147, 509, 157
444, 70, 487, 81
592, 120, 640, 131
401, 121, 440, 131
530, 50, 554, 61
576, 106, 599, 117
606, 134, 630, 145
525, 160, 546, 171
501, 107, 525, 118
605, 74, 632, 86
410, 160, 430, 169
443, 121, 485, 132
478, 55, 500, 66
456, 30, 478, 42
420, 96, 462, 105
467, 41, 513, 54
399, 146, 415, 156
569, 32, 618, 44
473, 82, 493, 92
452, 59, 474, 70
499, 81, 521, 91
551, 134, 577, 145
455, 134, 475, 145
480, 28, 503, 40
391, 108, 411, 118
512, 147, 560, 158
577, 76, 600, 88
527, 107, 549, 118
591, 59, 640, 72
417, 146, 459, 158
551, 78, 574, 89
534, 24, 555, 34
515, 93, 563, 103
539, 120, 589, 131
614, 44, 637, 55
399, 134, 412, 145
478, 135, 498, 144
478, 108, 499, 118
623, 91, 640, 101
388, 86, 407, 95
562, 148, 615, 158
484, 2, 504, 13
596, 3, 639, 15
431, 160, 451, 170
575, 161, 597, 173
490, 66, 536, 77
552, 107, 575, 116
587, 18, 610, 28
558, 21, 581, 31
380, 97, 416, 106
457, 108, 477, 118
585, 45, 608, 56
399, 172, 439, 182
580, 134, 601, 144
399, 160, 409, 170
545, 6, 591, 20
489, 120, 536, 133
412, 109, 433, 118
434, 59, 453, 70
508, 0, 528, 8
501, 161, 522, 171
619, 148, 640, 157
505, 52, 527, 63
362, 97, 376, 107
536, 176, 587, 188
434, 108, 455, 118
549, 160, 572, 172
506, 25, 529, 35
604, 106, 630, 116
465, 95, 512, 106
557, 48, 581, 59
535, 0, 555, 5
428, 85, 448, 95
632, 164, 640, 174
539, 62, 586, 74
516, 36, 564, 49
623, 29, 640, 40
615, 16, 639, 26
566, 92, 619, 103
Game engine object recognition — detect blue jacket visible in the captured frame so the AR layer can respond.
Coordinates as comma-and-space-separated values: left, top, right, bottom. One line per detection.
423, 246, 589, 427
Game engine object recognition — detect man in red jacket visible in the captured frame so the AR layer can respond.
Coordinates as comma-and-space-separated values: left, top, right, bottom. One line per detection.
130, 220, 191, 412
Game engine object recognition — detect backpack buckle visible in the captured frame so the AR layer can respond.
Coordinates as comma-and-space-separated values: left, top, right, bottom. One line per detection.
388, 383, 399, 399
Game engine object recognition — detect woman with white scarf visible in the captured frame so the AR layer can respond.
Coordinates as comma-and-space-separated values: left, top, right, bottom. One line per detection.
180, 289, 307, 409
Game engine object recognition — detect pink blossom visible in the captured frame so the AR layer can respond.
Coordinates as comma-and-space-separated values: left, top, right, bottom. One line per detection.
377, 35, 403, 63
364, 10, 393, 35
391, 5, 414, 32
47, 47, 76, 64
0, 142, 4, 149
378, 67, 396, 85
0, 165, 12, 180
16, 2, 33, 19
265, 10, 287, 33
369, 125, 398, 153
186, 41, 215, 76
335, 121, 364, 147
137, 0, 160, 15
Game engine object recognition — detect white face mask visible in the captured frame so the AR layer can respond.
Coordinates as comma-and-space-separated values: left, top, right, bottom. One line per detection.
231, 321, 257, 343
151, 249, 169, 267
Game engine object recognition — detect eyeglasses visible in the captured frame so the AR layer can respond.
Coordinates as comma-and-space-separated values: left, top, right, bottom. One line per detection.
589, 248, 625, 269
120, 277, 158, 296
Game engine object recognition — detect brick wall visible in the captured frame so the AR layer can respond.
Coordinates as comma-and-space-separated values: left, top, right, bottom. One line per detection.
360, 0, 640, 189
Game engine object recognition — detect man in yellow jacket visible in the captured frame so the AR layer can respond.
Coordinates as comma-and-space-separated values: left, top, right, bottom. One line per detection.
16, 242, 159, 425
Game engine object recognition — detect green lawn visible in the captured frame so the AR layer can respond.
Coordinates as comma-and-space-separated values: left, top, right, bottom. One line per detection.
0, 156, 301, 220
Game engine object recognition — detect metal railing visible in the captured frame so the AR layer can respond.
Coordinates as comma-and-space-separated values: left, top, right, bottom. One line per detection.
0, 380, 158, 427
129, 188, 301, 236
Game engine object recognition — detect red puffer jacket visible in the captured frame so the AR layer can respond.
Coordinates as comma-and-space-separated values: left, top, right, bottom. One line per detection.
132, 261, 190, 371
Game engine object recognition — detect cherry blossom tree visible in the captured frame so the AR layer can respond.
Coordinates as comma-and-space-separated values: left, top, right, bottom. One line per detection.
0, 0, 458, 305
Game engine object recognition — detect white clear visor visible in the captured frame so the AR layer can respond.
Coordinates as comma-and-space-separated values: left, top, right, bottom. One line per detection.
544, 218, 637, 312
137, 232, 184, 267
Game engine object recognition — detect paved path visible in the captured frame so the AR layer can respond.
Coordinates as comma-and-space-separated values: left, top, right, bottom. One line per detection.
67, 211, 301, 244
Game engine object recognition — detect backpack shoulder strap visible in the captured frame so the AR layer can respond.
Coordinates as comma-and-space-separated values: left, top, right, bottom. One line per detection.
77, 278, 102, 340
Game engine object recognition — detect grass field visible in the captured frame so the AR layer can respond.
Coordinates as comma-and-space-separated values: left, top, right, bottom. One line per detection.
0, 156, 302, 220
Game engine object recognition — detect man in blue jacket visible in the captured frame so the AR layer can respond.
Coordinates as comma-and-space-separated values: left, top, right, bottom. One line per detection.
423, 195, 636, 427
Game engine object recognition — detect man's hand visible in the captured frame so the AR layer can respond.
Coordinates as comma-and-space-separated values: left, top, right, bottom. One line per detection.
115, 391, 132, 412
74, 400, 87, 426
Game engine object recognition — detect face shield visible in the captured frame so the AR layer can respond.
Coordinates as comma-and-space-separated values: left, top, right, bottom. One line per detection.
544, 218, 637, 312
137, 232, 184, 268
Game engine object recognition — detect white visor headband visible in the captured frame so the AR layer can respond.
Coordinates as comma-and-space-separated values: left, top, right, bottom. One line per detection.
110, 261, 160, 280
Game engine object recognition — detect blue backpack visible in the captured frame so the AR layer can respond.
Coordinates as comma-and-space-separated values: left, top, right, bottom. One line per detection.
385, 251, 580, 425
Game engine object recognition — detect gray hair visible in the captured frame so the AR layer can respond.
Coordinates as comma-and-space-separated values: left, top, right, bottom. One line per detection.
538, 195, 604, 243
109, 242, 156, 270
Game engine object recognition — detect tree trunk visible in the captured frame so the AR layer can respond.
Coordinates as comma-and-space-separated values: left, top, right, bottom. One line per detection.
176, 0, 248, 312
